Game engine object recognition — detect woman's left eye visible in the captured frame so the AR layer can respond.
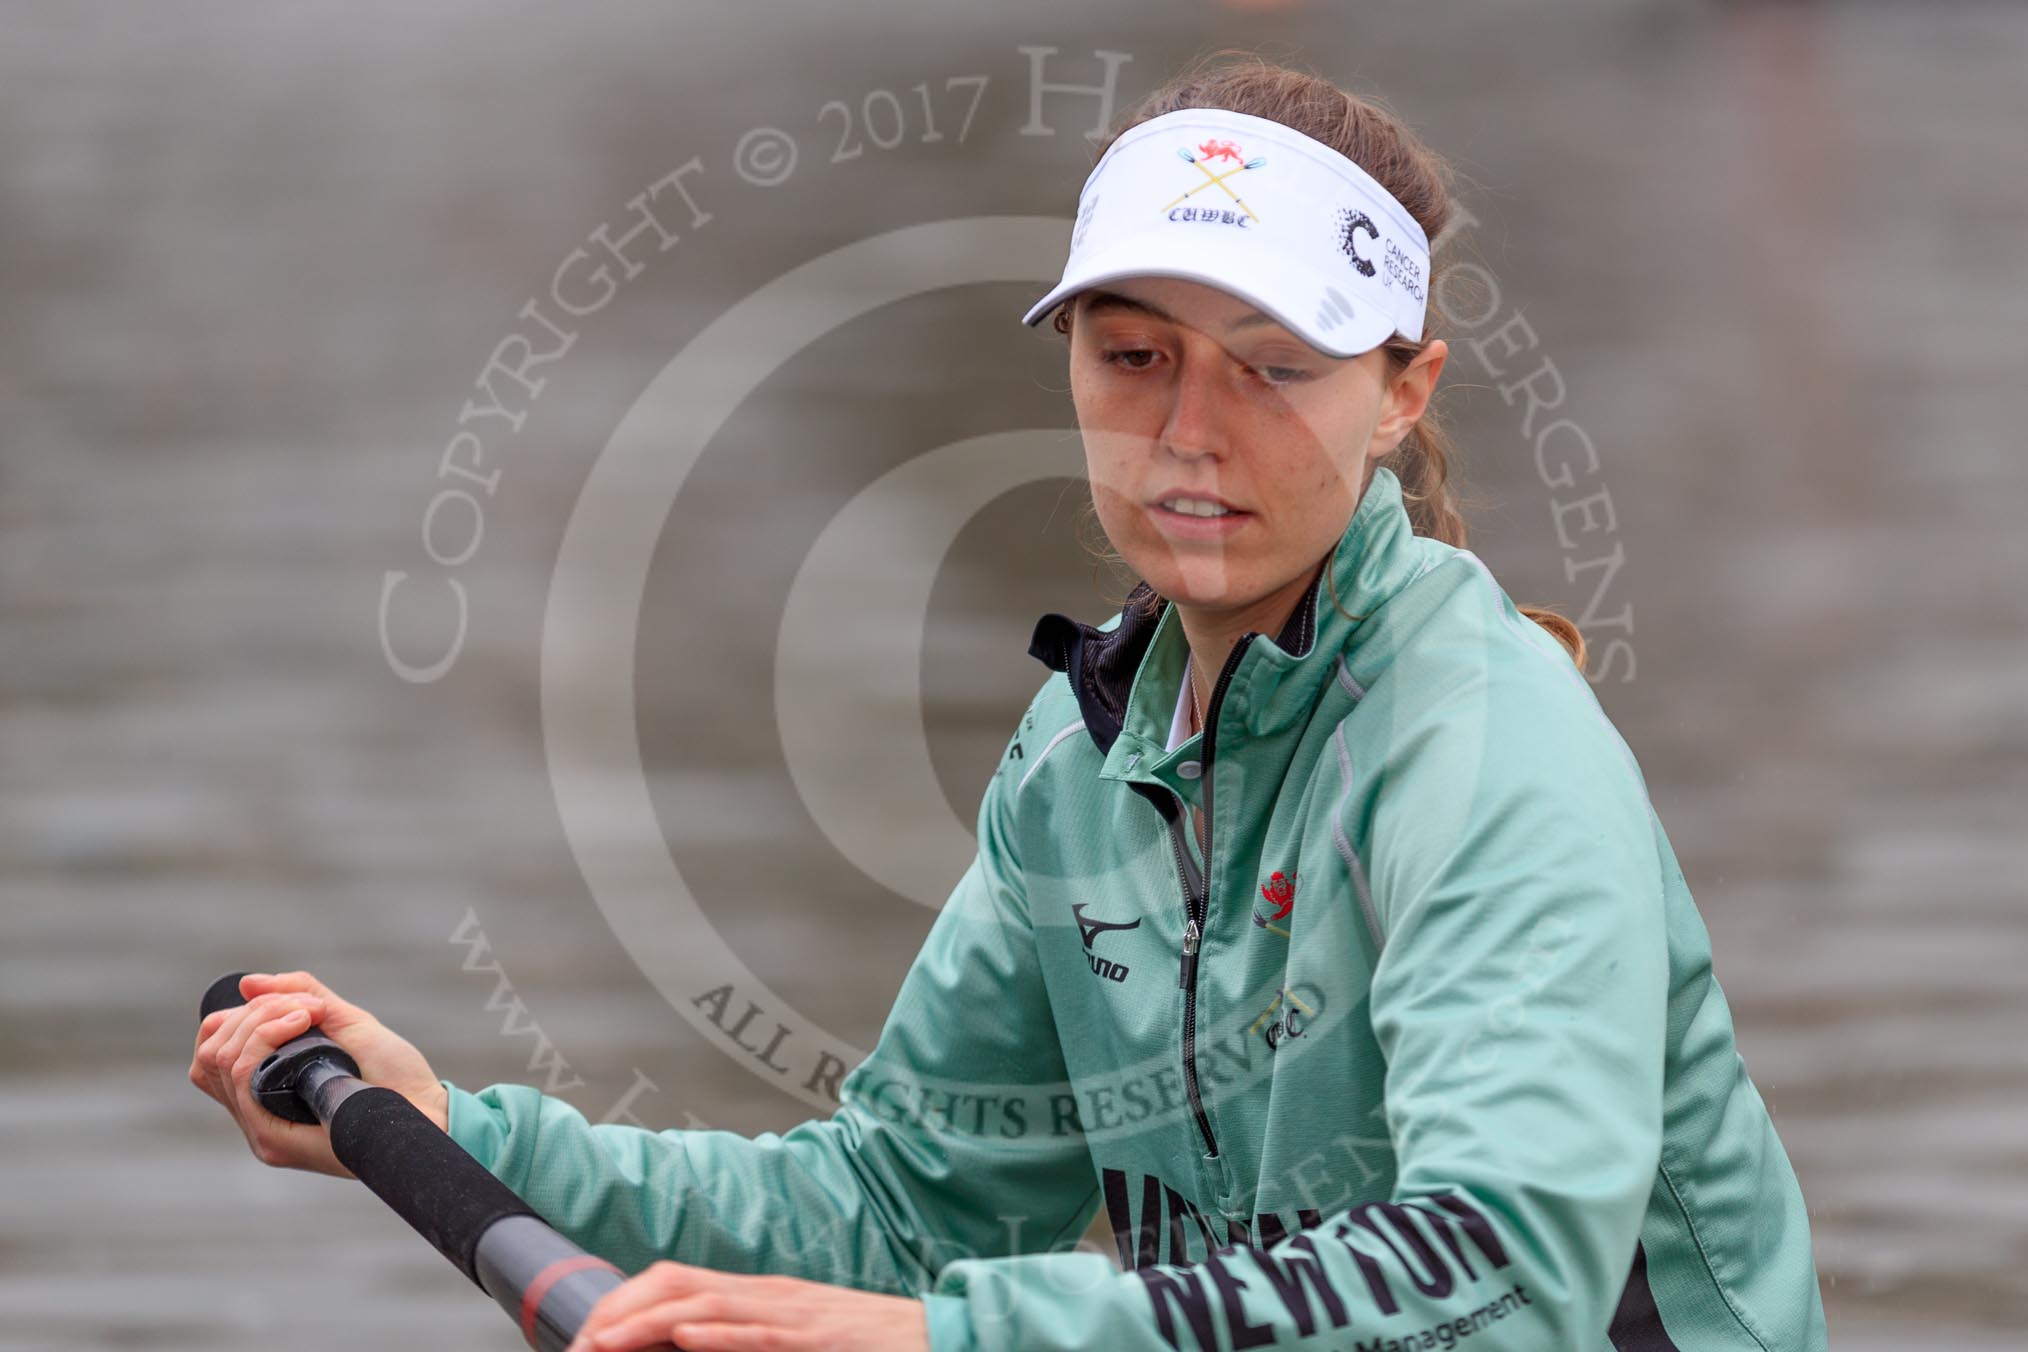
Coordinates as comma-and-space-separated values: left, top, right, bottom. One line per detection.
1250, 363, 1313, 387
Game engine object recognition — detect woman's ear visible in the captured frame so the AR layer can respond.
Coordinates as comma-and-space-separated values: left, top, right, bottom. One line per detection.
1370, 339, 1447, 457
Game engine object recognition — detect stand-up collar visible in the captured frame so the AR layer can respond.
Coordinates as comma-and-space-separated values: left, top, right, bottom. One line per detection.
1027, 464, 1433, 791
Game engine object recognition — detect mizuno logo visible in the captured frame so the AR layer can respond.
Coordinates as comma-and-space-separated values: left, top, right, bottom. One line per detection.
1074, 903, 1142, 949
1072, 903, 1140, 983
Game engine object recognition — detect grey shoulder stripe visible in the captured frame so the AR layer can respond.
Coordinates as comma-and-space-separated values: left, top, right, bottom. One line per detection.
1018, 718, 1088, 794
1334, 654, 1366, 702
1331, 722, 1385, 951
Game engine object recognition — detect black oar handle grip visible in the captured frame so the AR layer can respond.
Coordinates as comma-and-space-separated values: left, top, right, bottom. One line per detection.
199, 971, 360, 1124
332, 1084, 541, 1285
200, 970, 256, 1019
198, 970, 539, 1284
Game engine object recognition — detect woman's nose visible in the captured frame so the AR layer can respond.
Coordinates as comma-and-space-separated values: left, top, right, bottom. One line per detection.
1160, 361, 1229, 462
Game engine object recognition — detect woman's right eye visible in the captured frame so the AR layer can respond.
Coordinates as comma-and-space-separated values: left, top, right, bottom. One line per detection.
1100, 348, 1158, 370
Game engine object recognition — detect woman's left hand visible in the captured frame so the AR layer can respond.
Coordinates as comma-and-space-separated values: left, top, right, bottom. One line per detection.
566, 1261, 930, 1352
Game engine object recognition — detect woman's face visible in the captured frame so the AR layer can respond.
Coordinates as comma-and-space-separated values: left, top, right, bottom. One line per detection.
1067, 276, 1444, 620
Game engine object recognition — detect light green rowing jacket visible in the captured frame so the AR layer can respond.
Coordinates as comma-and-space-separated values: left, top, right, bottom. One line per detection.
441, 464, 1827, 1351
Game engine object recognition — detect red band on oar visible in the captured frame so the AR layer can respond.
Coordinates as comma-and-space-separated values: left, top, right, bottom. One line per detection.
521, 1254, 621, 1347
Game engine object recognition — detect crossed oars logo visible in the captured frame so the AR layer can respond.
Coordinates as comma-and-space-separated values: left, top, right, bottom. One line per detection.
1162, 139, 1267, 222
1247, 983, 1316, 1038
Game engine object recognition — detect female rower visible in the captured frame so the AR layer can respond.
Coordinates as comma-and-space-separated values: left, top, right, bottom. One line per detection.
193, 54, 1826, 1352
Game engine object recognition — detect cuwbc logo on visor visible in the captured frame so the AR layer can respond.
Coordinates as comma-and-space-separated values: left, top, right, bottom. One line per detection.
1160, 137, 1266, 228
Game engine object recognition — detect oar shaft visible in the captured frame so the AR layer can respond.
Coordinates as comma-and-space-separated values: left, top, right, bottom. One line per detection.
293, 1053, 370, 1122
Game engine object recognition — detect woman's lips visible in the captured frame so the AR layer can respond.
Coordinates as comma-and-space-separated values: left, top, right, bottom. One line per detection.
1147, 499, 1252, 539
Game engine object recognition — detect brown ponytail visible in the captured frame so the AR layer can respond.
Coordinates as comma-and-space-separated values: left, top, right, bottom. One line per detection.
1054, 51, 1587, 672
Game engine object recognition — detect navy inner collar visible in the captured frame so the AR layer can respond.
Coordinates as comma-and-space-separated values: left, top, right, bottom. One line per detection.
1028, 569, 1322, 759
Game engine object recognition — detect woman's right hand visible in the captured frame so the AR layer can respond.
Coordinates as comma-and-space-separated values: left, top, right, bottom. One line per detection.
189, 970, 451, 1178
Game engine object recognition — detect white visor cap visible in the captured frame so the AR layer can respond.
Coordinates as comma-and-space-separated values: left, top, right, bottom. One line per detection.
1022, 108, 1431, 359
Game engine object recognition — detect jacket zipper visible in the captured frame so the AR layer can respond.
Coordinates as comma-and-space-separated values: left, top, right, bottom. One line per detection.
1165, 633, 1257, 1162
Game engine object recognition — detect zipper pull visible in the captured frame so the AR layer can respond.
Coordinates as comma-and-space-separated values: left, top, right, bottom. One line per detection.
1178, 918, 1201, 990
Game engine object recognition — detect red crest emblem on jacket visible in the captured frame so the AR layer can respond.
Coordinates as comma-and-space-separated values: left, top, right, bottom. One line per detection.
1256, 870, 1297, 925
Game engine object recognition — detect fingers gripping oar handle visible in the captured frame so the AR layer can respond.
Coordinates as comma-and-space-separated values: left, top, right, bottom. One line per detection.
201, 972, 676, 1352
200, 971, 360, 1124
